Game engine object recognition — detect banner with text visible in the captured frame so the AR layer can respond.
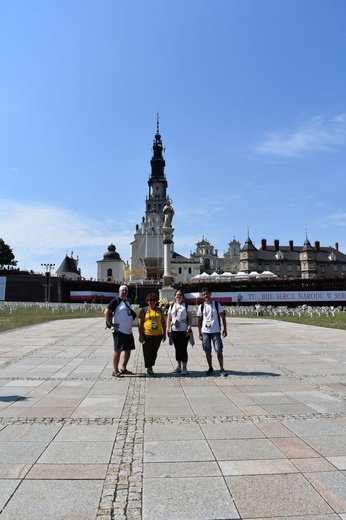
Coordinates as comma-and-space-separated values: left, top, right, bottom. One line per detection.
185, 290, 346, 304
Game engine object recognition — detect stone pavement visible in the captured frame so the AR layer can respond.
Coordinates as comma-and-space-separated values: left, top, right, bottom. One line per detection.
0, 317, 345, 520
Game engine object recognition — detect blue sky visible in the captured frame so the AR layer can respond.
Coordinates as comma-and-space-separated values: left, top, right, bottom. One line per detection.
1, 0, 346, 278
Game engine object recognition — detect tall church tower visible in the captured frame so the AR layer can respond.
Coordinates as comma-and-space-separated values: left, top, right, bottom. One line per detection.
145, 115, 168, 223
129, 116, 173, 281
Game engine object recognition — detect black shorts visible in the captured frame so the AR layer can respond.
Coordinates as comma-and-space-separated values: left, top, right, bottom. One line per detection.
112, 330, 135, 352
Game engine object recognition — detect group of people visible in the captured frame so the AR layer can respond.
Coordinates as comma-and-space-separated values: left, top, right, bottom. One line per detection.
104, 285, 228, 378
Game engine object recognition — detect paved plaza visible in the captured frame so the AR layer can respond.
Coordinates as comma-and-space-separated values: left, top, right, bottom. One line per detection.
0, 316, 345, 519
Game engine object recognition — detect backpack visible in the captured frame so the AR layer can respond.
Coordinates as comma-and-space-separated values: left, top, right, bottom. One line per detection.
200, 301, 221, 328
105, 296, 136, 329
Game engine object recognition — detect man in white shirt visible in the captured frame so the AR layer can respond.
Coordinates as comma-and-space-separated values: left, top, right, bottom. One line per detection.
197, 287, 228, 377
105, 285, 135, 377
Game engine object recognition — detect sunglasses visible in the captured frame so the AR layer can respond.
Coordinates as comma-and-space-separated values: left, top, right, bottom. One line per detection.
148, 299, 157, 302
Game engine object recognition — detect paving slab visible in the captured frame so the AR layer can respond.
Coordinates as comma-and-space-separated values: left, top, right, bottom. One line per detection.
144, 422, 204, 441
142, 476, 239, 520
219, 458, 298, 475
0, 423, 61, 442
305, 471, 346, 513
0, 479, 104, 520
225, 473, 334, 517
0, 463, 32, 479
200, 421, 265, 439
0, 479, 20, 509
0, 316, 345, 519
26, 463, 108, 479
209, 437, 286, 460
144, 439, 214, 462
143, 460, 221, 478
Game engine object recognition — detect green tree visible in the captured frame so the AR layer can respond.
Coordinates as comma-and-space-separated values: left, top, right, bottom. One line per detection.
0, 239, 17, 268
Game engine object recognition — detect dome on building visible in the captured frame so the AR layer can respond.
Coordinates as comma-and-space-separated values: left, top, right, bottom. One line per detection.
97, 243, 124, 282
103, 244, 120, 260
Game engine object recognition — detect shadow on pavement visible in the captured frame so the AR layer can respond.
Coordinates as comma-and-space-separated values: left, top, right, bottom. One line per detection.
0, 395, 27, 402
227, 370, 280, 377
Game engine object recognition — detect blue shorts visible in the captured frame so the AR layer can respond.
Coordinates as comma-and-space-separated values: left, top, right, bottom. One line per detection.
112, 330, 135, 352
202, 332, 223, 354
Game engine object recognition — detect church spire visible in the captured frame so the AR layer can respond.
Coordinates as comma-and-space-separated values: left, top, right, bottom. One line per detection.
145, 116, 168, 224
150, 113, 166, 179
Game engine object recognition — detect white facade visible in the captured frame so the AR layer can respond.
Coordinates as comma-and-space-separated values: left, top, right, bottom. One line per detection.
97, 244, 125, 282
171, 254, 200, 283
130, 120, 172, 281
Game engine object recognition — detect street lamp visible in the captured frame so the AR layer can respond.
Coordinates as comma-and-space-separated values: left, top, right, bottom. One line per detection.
41, 263, 55, 302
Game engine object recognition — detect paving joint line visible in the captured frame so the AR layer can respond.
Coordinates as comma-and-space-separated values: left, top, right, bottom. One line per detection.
1, 411, 346, 427
97, 348, 145, 520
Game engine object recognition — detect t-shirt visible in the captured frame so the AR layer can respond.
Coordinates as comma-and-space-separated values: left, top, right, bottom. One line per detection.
197, 301, 223, 333
108, 298, 133, 335
168, 302, 190, 332
142, 307, 164, 336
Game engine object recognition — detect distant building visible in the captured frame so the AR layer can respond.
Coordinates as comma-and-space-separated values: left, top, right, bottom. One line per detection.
190, 234, 346, 279
240, 236, 346, 279
129, 117, 168, 281
56, 253, 81, 280
112, 121, 346, 283
221, 237, 241, 273
129, 117, 200, 283
190, 236, 241, 275
171, 252, 200, 283
190, 237, 219, 274
97, 244, 125, 282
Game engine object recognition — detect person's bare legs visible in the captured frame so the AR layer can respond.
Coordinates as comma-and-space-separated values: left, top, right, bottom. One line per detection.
217, 352, 224, 370
113, 350, 121, 373
120, 350, 131, 372
206, 352, 213, 368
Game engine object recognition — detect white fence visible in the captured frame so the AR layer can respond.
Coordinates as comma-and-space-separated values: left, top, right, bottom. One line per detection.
0, 302, 106, 314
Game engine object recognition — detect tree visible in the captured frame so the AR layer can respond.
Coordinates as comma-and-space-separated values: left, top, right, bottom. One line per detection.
0, 239, 17, 268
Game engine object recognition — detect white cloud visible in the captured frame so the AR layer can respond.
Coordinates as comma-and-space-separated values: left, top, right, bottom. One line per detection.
325, 211, 346, 227
255, 114, 346, 158
0, 199, 133, 278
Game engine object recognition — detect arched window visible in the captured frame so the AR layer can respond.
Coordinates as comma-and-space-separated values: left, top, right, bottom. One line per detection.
107, 268, 113, 277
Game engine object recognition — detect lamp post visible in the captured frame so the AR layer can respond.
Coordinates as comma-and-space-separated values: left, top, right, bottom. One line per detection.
41, 263, 55, 302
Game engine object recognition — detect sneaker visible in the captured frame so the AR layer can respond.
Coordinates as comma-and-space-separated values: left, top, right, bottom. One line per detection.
220, 368, 228, 377
146, 368, 156, 377
181, 368, 188, 376
206, 367, 214, 376
174, 366, 182, 374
